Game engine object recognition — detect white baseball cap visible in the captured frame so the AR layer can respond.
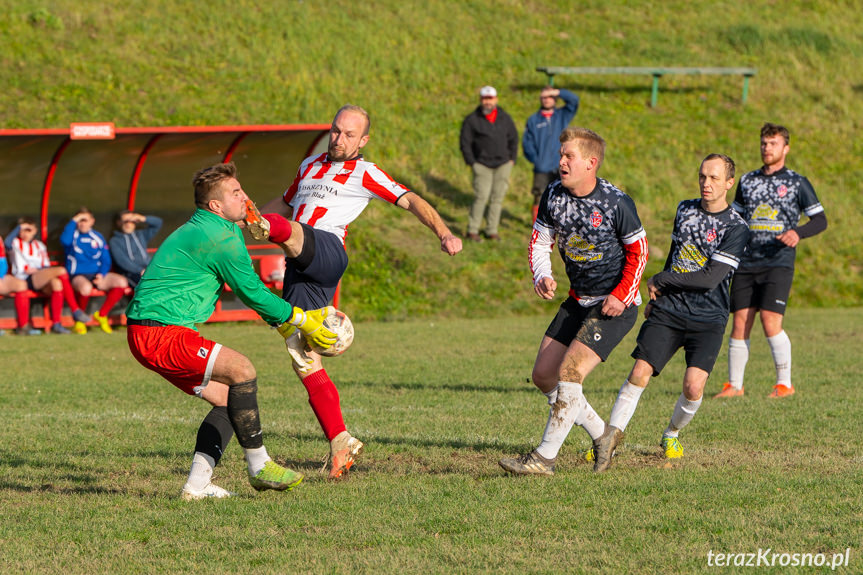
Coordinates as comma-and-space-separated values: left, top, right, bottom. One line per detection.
479, 86, 497, 98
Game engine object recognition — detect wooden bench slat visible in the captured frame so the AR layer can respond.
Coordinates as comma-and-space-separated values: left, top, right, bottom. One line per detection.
537, 66, 757, 76
536, 66, 757, 106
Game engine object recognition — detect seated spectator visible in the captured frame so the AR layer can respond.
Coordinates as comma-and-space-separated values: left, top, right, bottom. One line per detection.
61, 208, 129, 334
8, 218, 91, 335
0, 234, 29, 336
108, 210, 162, 288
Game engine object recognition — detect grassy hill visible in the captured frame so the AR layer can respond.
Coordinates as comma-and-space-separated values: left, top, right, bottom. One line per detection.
2, 0, 861, 320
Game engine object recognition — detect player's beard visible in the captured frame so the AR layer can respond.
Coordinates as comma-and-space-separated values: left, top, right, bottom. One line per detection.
328, 144, 349, 162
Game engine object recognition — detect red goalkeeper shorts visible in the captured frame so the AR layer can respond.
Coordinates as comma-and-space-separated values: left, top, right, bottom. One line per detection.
127, 323, 222, 396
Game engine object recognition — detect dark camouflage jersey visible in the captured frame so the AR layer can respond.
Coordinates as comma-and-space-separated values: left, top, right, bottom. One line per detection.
652, 199, 749, 324
531, 178, 647, 305
733, 167, 824, 269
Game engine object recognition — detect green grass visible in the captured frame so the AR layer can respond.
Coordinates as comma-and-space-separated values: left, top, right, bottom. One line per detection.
1, 0, 861, 320
1, 309, 861, 573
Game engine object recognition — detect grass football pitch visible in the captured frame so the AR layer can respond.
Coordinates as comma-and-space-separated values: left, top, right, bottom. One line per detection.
1, 308, 860, 574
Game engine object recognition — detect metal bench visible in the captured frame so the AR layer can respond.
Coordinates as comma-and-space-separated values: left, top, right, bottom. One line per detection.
536, 66, 757, 107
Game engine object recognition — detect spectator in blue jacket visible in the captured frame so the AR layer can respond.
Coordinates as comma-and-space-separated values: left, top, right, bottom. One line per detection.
61, 208, 129, 334
523, 86, 580, 222
109, 211, 163, 288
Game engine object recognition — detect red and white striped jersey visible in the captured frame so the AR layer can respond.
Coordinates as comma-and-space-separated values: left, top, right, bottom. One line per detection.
282, 153, 410, 244
10, 237, 51, 279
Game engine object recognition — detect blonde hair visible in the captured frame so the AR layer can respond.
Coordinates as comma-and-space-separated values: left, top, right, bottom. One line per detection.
334, 104, 371, 136
560, 127, 606, 170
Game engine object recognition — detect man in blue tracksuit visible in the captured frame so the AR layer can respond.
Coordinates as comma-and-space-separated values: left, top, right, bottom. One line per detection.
522, 87, 579, 222
61, 208, 130, 333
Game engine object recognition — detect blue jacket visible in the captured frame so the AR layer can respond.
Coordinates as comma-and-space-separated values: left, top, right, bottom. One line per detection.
522, 89, 579, 173
108, 216, 163, 277
61, 219, 112, 276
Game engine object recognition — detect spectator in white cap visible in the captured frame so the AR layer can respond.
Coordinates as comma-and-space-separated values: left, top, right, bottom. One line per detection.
459, 85, 518, 241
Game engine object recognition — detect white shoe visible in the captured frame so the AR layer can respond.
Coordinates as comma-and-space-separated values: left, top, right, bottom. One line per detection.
181, 482, 234, 500
329, 432, 364, 480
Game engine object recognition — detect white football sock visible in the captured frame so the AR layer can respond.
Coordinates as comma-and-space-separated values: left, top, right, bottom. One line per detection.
536, 381, 598, 460
608, 379, 646, 432
544, 385, 559, 406
767, 330, 792, 388
727, 338, 750, 390
576, 395, 606, 441
665, 393, 703, 436
186, 451, 216, 491
244, 446, 270, 476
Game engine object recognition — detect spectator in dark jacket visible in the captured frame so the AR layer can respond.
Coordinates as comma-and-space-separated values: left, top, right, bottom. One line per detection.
459, 85, 518, 241
109, 211, 163, 288
523, 87, 579, 222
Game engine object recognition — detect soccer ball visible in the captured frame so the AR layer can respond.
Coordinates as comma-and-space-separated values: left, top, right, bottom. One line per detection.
307, 306, 354, 357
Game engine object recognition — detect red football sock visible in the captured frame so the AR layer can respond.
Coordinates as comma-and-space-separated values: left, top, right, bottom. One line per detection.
14, 292, 30, 328
77, 293, 90, 312
99, 287, 125, 316
301, 369, 346, 441
58, 274, 81, 312
263, 213, 293, 244
50, 290, 63, 323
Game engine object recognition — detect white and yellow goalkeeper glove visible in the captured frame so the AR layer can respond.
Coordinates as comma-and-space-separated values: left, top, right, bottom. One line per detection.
276, 306, 337, 350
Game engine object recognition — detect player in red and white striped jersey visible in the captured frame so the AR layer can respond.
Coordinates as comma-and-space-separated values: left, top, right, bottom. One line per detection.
259, 104, 462, 479
8, 218, 91, 334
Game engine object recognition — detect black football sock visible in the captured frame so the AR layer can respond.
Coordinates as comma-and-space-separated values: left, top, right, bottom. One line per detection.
227, 379, 264, 449
194, 406, 234, 466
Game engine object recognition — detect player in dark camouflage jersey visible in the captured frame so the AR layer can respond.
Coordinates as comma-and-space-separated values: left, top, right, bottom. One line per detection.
593, 154, 749, 471
500, 127, 648, 476
715, 123, 827, 399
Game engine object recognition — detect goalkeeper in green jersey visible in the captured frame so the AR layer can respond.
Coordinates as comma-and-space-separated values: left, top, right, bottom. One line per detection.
126, 162, 336, 500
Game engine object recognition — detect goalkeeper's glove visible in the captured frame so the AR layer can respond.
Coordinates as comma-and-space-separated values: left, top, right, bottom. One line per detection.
285, 331, 314, 373
276, 306, 337, 350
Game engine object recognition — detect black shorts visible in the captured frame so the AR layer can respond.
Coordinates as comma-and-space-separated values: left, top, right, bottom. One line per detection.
545, 296, 638, 362
531, 171, 557, 204
631, 306, 725, 377
119, 270, 142, 288
730, 266, 794, 314
281, 225, 349, 310
72, 273, 99, 283
25, 275, 36, 291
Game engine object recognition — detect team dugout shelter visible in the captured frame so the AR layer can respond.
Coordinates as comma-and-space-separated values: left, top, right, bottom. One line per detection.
0, 122, 329, 328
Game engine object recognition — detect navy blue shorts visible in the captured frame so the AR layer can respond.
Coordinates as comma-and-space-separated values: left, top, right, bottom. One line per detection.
72, 273, 98, 282
281, 226, 348, 310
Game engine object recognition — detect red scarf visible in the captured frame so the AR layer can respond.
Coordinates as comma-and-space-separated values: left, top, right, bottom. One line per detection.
485, 108, 498, 123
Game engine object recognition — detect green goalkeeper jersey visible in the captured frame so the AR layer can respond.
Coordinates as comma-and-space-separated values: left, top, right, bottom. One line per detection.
126, 208, 292, 329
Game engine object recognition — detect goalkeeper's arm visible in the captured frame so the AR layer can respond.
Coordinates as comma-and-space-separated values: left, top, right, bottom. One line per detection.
276, 306, 337, 350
